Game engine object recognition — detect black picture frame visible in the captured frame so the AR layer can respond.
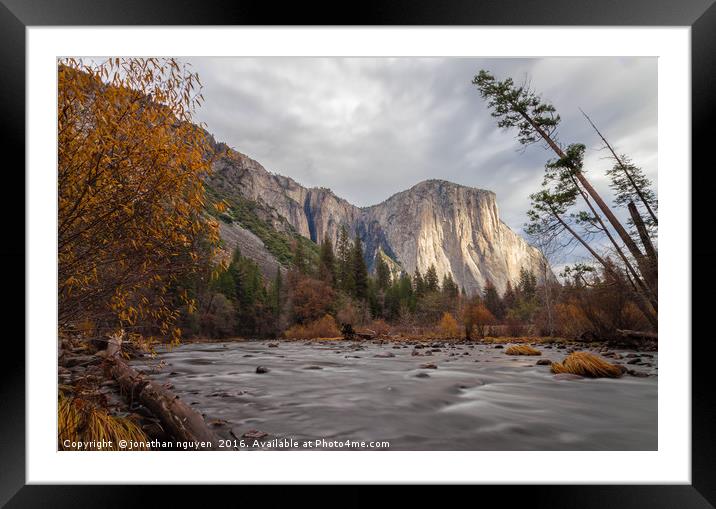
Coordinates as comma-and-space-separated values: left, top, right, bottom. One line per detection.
2, 0, 711, 505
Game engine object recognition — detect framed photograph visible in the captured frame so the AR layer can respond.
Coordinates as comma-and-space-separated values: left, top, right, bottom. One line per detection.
4, 0, 712, 503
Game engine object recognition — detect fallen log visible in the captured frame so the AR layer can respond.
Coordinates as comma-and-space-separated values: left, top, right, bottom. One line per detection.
103, 333, 220, 450
616, 329, 658, 340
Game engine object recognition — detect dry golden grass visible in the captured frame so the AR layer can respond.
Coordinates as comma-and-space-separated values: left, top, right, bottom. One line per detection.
505, 344, 542, 356
58, 394, 149, 450
550, 351, 623, 378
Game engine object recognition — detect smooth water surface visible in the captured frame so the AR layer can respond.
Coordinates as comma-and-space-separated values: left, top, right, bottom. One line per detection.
131, 340, 657, 450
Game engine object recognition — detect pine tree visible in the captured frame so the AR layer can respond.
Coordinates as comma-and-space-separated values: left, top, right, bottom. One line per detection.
441, 273, 459, 299
424, 264, 440, 293
474, 69, 656, 326
483, 280, 505, 320
269, 267, 283, 320
375, 256, 391, 290
398, 272, 416, 312
502, 280, 517, 311
351, 234, 368, 301
318, 237, 337, 285
336, 226, 353, 293
292, 239, 308, 275
518, 267, 537, 300
413, 268, 426, 298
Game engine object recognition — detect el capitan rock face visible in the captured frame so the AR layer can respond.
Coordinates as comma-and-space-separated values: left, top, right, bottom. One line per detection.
362, 180, 546, 295
207, 146, 547, 294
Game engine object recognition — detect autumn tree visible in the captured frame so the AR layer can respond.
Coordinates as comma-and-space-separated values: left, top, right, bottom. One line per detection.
58, 58, 220, 343
438, 312, 461, 338
287, 272, 335, 324
463, 299, 496, 340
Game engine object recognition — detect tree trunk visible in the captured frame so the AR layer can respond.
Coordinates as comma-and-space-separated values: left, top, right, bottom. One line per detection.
628, 201, 658, 293
104, 337, 220, 450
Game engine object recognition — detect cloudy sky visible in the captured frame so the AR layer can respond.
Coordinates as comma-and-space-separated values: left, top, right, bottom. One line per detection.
188, 57, 657, 264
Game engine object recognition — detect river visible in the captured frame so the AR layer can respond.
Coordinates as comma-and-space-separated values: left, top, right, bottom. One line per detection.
130, 339, 657, 450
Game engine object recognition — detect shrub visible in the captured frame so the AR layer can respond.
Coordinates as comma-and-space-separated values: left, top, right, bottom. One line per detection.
554, 303, 592, 339
551, 351, 623, 378
505, 344, 542, 356
283, 314, 341, 340
368, 319, 391, 337
437, 312, 461, 338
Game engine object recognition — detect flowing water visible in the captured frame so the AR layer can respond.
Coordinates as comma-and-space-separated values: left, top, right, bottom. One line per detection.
130, 340, 657, 450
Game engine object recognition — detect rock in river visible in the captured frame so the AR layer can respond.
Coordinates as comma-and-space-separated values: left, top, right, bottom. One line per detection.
374, 352, 395, 358
419, 363, 438, 369
242, 429, 269, 439
256, 366, 270, 374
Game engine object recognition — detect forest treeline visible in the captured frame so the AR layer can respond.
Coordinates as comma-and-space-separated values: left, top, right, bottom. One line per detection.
178, 225, 652, 341
58, 58, 656, 349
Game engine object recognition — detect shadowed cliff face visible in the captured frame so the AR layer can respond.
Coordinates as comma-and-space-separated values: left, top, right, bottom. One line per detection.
207, 147, 548, 294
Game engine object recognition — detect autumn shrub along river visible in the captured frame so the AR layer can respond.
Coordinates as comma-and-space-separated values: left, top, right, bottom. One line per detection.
57, 57, 657, 451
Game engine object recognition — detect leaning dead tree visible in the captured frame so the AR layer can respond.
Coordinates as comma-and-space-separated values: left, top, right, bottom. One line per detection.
103, 332, 220, 450
473, 71, 658, 329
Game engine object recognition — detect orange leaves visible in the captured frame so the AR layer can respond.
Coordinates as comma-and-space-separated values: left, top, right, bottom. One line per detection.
58, 57, 218, 341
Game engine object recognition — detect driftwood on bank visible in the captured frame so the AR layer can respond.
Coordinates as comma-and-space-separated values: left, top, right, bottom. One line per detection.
616, 329, 658, 341
103, 334, 220, 450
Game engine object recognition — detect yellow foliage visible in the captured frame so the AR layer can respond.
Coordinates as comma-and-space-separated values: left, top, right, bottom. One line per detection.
58, 58, 219, 340
283, 314, 341, 340
58, 394, 149, 450
437, 312, 460, 338
551, 351, 623, 378
505, 344, 542, 356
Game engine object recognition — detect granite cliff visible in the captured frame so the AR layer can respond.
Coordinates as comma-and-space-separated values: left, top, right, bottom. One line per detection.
207, 145, 547, 295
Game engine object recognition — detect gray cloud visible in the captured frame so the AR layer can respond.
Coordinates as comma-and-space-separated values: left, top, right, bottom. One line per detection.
189, 57, 657, 264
